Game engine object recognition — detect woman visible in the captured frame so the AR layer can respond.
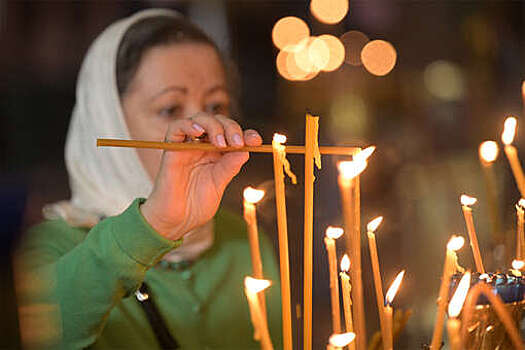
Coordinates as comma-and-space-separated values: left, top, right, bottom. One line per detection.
16, 8, 282, 350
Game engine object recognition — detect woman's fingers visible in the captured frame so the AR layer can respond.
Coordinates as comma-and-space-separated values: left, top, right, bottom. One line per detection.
165, 119, 205, 143
243, 129, 262, 146
190, 113, 229, 148
215, 114, 244, 148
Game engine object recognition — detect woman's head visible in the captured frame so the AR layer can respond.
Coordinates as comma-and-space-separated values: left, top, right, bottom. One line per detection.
117, 16, 232, 179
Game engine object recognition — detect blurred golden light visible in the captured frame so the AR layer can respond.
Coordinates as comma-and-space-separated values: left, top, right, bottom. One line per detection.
243, 187, 265, 204
318, 34, 345, 72
361, 40, 397, 76
308, 37, 330, 71
447, 235, 465, 251
272, 16, 310, 51
310, 0, 349, 24
340, 254, 350, 272
448, 271, 471, 318
328, 93, 368, 138
340, 30, 369, 66
423, 60, 465, 101
385, 270, 405, 305
512, 259, 525, 270
502, 116, 517, 145
326, 226, 344, 239
460, 194, 477, 207
367, 216, 383, 233
329, 332, 356, 347
276, 46, 318, 81
522, 81, 525, 97
244, 276, 271, 293
338, 160, 367, 180
355, 146, 376, 162
479, 140, 499, 163
294, 38, 320, 75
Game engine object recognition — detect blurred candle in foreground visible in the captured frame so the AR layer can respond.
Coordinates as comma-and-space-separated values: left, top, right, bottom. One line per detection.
430, 235, 465, 349
502, 116, 525, 198
325, 226, 344, 333
460, 195, 485, 273
447, 271, 471, 350
244, 277, 273, 350
384, 270, 405, 350
327, 332, 356, 350
339, 254, 355, 350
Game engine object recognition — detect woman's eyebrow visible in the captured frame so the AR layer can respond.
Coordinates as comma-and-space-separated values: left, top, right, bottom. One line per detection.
205, 85, 228, 97
150, 86, 187, 100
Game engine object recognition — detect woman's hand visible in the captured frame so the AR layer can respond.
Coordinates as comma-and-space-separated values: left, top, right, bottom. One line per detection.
140, 113, 262, 241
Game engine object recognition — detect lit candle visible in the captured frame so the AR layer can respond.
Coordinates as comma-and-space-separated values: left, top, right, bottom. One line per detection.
501, 116, 525, 198
511, 259, 524, 277
244, 277, 274, 350
366, 216, 388, 350
271, 133, 295, 350
325, 226, 344, 333
516, 199, 525, 260
327, 332, 356, 350
430, 235, 465, 349
243, 186, 267, 339
446, 271, 471, 350
337, 146, 375, 350
339, 255, 356, 350
460, 195, 485, 273
304, 114, 321, 350
478, 140, 502, 244
522, 81, 525, 119
384, 270, 405, 350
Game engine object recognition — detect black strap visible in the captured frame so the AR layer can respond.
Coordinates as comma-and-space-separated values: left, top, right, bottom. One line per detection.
135, 282, 180, 349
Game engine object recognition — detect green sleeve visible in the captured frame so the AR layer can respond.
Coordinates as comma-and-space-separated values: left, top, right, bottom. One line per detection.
15, 198, 181, 350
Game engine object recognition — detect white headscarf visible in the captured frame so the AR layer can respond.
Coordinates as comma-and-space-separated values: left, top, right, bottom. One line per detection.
43, 8, 214, 263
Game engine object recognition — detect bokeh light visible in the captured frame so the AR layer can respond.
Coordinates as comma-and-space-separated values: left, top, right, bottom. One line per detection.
522, 81, 525, 97
308, 37, 330, 71
294, 38, 321, 76
329, 93, 368, 139
318, 34, 345, 72
276, 44, 319, 82
361, 40, 397, 76
310, 0, 349, 24
423, 60, 465, 101
340, 31, 369, 66
272, 16, 310, 51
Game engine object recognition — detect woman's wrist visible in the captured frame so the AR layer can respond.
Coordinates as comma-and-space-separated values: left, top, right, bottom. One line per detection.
139, 199, 184, 241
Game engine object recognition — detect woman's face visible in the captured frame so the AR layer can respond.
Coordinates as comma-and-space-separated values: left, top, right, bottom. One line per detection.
121, 43, 230, 180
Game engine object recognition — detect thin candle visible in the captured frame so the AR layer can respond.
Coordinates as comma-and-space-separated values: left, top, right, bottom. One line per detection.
303, 114, 321, 350
384, 270, 405, 350
478, 140, 502, 245
446, 271, 470, 350
516, 199, 525, 260
460, 195, 485, 273
366, 216, 388, 350
327, 332, 356, 350
244, 277, 274, 350
271, 133, 295, 350
325, 226, 344, 333
339, 254, 356, 350
243, 186, 267, 334
430, 235, 465, 349
501, 116, 525, 198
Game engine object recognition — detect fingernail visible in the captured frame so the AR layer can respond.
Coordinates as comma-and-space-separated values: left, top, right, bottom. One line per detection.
216, 134, 227, 147
232, 134, 243, 146
192, 123, 205, 133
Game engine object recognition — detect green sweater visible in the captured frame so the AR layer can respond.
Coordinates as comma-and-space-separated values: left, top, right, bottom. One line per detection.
16, 198, 283, 349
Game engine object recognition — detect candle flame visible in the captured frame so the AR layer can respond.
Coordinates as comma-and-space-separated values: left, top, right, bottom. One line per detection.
512, 259, 525, 270
326, 226, 344, 239
340, 254, 350, 272
447, 235, 465, 251
328, 332, 356, 347
518, 199, 525, 208
273, 133, 287, 144
460, 194, 477, 207
244, 276, 271, 293
448, 271, 471, 318
243, 186, 265, 204
502, 116, 517, 145
385, 270, 405, 305
354, 146, 376, 162
367, 216, 383, 233
338, 160, 367, 180
479, 141, 499, 163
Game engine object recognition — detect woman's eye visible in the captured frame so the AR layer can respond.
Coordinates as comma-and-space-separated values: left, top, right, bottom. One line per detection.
206, 102, 229, 115
159, 105, 182, 118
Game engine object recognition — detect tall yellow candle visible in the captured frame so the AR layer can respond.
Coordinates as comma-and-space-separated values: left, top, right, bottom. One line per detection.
303, 114, 321, 350
502, 116, 525, 198
447, 271, 471, 350
366, 216, 388, 350
339, 254, 356, 350
272, 133, 296, 350
478, 140, 502, 244
516, 200, 525, 260
460, 195, 485, 273
430, 235, 465, 349
325, 226, 344, 333
244, 277, 274, 350
384, 270, 405, 350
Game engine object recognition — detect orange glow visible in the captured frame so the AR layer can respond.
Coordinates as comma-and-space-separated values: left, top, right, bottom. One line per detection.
460, 194, 477, 207
512, 259, 525, 270
522, 81, 525, 97
276, 46, 315, 81
338, 160, 367, 180
340, 30, 369, 66
294, 38, 320, 75
479, 140, 499, 163
361, 40, 397, 76
272, 16, 310, 51
273, 133, 287, 144
244, 276, 271, 293
308, 37, 330, 71
318, 35, 345, 72
326, 226, 344, 239
367, 216, 383, 233
340, 254, 350, 272
448, 271, 471, 317
310, 0, 349, 24
447, 235, 465, 251
385, 270, 405, 305
328, 332, 356, 347
243, 187, 265, 204
502, 116, 517, 145
354, 146, 376, 162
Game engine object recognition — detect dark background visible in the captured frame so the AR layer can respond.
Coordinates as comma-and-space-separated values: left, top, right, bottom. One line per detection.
1, 0, 524, 349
